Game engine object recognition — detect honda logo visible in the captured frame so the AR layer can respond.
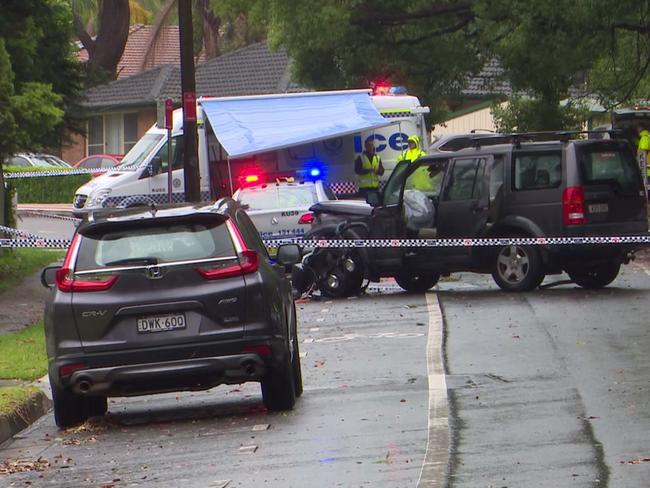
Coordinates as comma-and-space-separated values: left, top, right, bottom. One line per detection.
145, 265, 164, 280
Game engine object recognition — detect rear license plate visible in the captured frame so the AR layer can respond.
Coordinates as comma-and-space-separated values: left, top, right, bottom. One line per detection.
588, 203, 608, 214
137, 313, 186, 333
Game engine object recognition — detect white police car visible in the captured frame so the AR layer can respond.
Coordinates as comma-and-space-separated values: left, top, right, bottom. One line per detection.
232, 176, 335, 241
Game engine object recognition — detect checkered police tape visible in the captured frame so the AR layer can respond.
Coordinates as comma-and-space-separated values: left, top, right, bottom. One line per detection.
2, 223, 649, 250
0, 238, 70, 248
3, 166, 138, 179
262, 235, 650, 248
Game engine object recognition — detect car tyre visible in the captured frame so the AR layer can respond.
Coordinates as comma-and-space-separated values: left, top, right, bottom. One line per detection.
290, 306, 303, 398
83, 395, 108, 419
568, 262, 621, 289
492, 243, 545, 292
316, 251, 364, 298
51, 380, 87, 429
261, 349, 296, 411
395, 272, 440, 293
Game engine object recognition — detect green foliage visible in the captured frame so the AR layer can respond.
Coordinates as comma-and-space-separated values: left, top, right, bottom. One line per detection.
11, 83, 64, 151
0, 322, 47, 380
0, 249, 65, 292
491, 97, 590, 133
0, 386, 42, 417
5, 167, 91, 204
0, 40, 17, 160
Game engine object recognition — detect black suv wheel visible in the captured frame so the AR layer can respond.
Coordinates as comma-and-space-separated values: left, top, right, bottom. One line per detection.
395, 272, 440, 293
568, 262, 621, 289
51, 378, 107, 428
492, 243, 545, 292
261, 341, 296, 411
312, 249, 364, 298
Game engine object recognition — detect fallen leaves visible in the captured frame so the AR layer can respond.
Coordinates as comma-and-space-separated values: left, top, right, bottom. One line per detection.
620, 457, 650, 465
0, 457, 49, 475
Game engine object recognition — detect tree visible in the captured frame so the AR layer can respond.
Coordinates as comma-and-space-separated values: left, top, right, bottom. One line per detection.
214, 0, 480, 119
586, 1, 650, 107
0, 0, 80, 226
72, 0, 130, 81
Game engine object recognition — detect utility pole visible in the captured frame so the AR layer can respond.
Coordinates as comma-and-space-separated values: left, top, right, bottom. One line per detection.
178, 0, 201, 202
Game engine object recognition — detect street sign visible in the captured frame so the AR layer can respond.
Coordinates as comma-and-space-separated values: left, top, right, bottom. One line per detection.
183, 92, 196, 122
165, 99, 174, 130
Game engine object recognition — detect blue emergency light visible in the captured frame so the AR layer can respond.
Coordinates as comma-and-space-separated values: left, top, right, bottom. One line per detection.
309, 167, 321, 177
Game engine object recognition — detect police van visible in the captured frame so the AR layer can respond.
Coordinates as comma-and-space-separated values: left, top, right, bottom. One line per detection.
72, 89, 430, 215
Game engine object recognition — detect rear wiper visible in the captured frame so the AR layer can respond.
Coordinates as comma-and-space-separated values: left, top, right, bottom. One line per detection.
105, 257, 159, 266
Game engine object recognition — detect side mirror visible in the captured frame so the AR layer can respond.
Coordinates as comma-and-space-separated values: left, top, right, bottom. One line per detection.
276, 244, 302, 266
365, 191, 381, 207
41, 266, 59, 288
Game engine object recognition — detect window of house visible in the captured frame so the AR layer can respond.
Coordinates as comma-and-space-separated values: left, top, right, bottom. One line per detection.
87, 116, 104, 155
124, 113, 138, 153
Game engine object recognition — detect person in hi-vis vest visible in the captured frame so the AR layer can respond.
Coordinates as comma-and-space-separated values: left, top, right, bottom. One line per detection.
355, 138, 385, 197
637, 124, 650, 186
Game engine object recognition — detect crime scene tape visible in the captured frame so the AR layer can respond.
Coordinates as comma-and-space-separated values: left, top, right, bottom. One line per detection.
3, 166, 138, 179
18, 210, 81, 222
3, 221, 650, 249
262, 235, 650, 248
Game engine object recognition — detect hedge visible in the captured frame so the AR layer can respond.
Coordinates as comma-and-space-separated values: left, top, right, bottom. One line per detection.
4, 166, 91, 204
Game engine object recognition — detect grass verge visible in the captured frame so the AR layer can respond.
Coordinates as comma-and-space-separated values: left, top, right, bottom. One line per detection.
0, 321, 47, 381
0, 248, 65, 292
0, 386, 41, 418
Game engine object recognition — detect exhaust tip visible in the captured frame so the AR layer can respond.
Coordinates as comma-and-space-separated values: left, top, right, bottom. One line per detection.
77, 379, 92, 393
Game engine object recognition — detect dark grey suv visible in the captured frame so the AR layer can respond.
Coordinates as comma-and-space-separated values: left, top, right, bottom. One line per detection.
305, 133, 648, 295
42, 200, 303, 428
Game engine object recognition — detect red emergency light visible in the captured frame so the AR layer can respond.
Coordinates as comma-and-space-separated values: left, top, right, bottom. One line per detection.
244, 174, 260, 184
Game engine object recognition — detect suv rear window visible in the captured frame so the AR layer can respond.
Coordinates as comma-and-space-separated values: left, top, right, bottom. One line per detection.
577, 146, 640, 191
239, 186, 316, 210
75, 220, 236, 271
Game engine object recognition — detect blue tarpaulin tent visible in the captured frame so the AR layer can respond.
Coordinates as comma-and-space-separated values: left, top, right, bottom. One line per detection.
199, 90, 392, 159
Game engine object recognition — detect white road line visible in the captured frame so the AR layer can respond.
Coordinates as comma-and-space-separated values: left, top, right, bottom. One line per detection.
417, 292, 450, 488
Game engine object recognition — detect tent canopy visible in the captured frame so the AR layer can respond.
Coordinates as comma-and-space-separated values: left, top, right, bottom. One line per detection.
199, 90, 392, 159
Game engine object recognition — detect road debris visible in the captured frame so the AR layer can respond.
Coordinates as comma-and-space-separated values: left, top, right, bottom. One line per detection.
0, 457, 49, 475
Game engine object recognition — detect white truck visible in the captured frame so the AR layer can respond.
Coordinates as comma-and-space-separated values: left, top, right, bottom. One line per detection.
72, 89, 429, 215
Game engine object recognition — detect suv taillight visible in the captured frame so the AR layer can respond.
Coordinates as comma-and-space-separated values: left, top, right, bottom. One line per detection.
195, 250, 259, 280
56, 234, 119, 292
56, 268, 118, 292
562, 186, 586, 225
195, 219, 260, 280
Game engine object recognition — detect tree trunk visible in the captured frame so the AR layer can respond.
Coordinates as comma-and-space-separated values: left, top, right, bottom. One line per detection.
88, 0, 130, 80
196, 0, 221, 59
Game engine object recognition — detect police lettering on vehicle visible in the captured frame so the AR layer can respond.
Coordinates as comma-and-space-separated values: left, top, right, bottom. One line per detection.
353, 132, 409, 153
281, 210, 300, 217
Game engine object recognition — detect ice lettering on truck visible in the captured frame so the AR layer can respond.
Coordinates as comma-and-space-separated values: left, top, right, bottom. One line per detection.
353, 133, 409, 153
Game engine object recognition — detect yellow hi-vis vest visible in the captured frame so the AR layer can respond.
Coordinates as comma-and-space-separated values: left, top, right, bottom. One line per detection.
358, 153, 381, 189
639, 129, 650, 176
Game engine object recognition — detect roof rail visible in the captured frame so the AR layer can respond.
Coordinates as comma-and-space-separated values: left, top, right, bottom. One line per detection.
471, 129, 624, 149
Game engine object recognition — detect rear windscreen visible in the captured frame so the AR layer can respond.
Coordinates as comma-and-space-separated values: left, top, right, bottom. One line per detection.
577, 146, 641, 191
239, 187, 316, 210
75, 220, 236, 271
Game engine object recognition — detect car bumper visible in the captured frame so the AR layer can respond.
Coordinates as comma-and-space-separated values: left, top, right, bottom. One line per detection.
51, 336, 286, 397
65, 354, 267, 396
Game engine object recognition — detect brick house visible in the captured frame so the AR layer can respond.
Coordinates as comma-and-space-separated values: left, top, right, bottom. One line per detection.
63, 40, 303, 164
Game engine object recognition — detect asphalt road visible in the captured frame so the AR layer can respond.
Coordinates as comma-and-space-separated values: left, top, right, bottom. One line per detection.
0, 289, 437, 487
2, 217, 649, 487
440, 264, 650, 488
16, 214, 77, 241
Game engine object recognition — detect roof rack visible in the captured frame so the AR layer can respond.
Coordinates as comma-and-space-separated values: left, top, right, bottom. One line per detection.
470, 129, 624, 149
